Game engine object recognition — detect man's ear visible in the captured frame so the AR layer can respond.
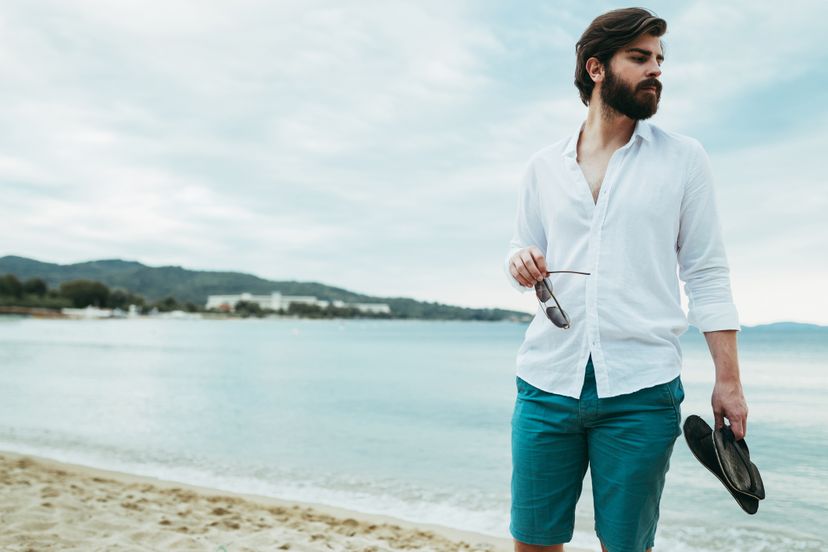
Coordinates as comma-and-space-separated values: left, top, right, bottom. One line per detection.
586, 57, 604, 84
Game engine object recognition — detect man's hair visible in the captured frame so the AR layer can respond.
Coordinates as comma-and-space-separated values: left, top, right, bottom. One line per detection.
574, 7, 667, 106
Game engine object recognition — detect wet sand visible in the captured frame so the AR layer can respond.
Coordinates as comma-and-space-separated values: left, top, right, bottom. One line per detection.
0, 450, 596, 551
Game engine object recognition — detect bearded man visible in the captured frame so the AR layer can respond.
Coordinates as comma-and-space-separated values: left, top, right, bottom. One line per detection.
505, 7, 747, 552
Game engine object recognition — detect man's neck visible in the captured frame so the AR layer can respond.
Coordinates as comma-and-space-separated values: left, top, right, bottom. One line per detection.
579, 101, 636, 152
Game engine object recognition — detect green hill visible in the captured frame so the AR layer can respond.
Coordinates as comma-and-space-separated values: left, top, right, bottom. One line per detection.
0, 255, 531, 321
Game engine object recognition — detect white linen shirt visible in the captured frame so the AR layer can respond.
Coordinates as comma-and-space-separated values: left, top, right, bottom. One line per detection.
504, 118, 740, 399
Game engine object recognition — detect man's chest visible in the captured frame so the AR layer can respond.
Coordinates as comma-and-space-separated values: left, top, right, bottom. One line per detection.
535, 151, 686, 236
576, 151, 615, 204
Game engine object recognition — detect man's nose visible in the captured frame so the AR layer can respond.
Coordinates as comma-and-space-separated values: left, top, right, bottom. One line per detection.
647, 60, 662, 78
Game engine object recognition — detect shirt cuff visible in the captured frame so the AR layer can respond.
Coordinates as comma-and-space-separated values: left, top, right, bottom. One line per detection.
688, 302, 741, 333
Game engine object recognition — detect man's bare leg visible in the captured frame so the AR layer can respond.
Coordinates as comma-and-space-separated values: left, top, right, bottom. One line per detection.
514, 540, 564, 551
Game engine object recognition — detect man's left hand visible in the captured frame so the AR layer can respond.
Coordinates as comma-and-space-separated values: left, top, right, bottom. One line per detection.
711, 380, 748, 440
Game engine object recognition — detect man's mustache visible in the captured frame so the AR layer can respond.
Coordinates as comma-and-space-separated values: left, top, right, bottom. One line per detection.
638, 79, 662, 93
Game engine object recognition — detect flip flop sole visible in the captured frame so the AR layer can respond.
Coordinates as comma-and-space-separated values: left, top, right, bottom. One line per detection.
683, 415, 760, 514
713, 427, 766, 500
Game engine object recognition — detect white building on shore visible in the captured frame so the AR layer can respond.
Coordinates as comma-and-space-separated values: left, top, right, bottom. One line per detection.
205, 292, 390, 314
61, 306, 114, 319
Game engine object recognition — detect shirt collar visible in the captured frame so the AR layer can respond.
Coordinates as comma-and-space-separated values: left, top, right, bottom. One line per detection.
562, 118, 653, 159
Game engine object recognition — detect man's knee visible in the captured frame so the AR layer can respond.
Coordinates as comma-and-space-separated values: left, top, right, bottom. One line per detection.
514, 539, 564, 552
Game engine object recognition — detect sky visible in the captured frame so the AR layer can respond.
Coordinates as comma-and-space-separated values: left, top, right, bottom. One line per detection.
1, 1, 826, 325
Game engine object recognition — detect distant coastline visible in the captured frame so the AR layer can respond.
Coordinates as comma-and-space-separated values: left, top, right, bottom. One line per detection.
0, 305, 822, 332
2, 255, 822, 327
0, 255, 532, 322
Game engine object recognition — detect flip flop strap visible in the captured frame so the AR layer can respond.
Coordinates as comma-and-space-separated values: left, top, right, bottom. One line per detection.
730, 437, 756, 492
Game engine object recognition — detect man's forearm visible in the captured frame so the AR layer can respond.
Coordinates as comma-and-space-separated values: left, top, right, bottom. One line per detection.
703, 329, 741, 383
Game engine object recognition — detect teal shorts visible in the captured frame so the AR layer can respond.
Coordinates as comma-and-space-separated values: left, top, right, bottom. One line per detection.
510, 355, 684, 552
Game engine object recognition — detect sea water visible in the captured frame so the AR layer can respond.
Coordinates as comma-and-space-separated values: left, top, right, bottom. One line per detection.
0, 317, 825, 551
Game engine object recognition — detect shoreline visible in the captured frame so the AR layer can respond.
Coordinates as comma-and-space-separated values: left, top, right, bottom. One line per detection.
0, 307, 532, 323
0, 449, 593, 551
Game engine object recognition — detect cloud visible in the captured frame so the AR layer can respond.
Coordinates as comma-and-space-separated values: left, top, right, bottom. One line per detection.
710, 119, 828, 324
0, 0, 825, 324
647, 1, 828, 138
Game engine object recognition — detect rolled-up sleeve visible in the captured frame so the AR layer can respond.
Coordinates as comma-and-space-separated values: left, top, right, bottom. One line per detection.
677, 141, 740, 332
504, 159, 547, 293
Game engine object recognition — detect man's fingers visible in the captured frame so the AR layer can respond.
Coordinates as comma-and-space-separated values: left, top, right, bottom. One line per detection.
713, 411, 724, 431
518, 252, 543, 285
510, 258, 534, 288
511, 256, 529, 287
529, 249, 548, 276
711, 384, 749, 440
521, 252, 543, 282
508, 247, 548, 288
509, 254, 531, 287
730, 414, 747, 440
729, 417, 745, 441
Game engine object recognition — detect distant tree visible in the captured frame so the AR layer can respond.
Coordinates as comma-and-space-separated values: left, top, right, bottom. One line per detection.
108, 289, 146, 309
235, 300, 263, 317
287, 302, 323, 318
0, 274, 23, 298
59, 279, 110, 308
321, 304, 361, 318
22, 277, 48, 296
184, 301, 199, 313
155, 296, 180, 312
286, 302, 367, 319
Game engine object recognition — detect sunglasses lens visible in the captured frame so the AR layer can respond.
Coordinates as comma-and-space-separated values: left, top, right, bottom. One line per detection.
536, 278, 572, 329
546, 306, 571, 329
535, 280, 552, 302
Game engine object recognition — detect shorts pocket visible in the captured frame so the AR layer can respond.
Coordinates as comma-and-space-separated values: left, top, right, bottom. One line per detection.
516, 375, 538, 397
513, 377, 531, 426
668, 376, 685, 405
662, 376, 684, 437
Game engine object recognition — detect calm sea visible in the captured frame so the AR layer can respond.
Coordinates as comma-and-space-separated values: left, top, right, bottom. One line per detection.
0, 317, 825, 551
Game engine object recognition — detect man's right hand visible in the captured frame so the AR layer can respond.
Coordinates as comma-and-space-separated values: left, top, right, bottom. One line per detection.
509, 246, 548, 288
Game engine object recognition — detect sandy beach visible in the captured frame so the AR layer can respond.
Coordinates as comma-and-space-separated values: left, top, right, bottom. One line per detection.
0, 450, 594, 552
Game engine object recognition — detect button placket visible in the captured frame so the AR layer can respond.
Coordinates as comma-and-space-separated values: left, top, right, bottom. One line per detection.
584, 143, 633, 396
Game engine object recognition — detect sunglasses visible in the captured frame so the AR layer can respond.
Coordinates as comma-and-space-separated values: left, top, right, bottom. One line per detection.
534, 270, 591, 329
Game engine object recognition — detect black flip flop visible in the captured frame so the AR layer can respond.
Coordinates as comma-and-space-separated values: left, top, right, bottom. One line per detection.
713, 423, 765, 501
683, 414, 763, 514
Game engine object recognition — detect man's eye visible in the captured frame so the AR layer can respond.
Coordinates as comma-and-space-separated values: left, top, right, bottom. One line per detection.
635, 57, 646, 62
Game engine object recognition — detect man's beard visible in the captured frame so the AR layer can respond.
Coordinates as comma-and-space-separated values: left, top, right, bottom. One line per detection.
600, 63, 661, 120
